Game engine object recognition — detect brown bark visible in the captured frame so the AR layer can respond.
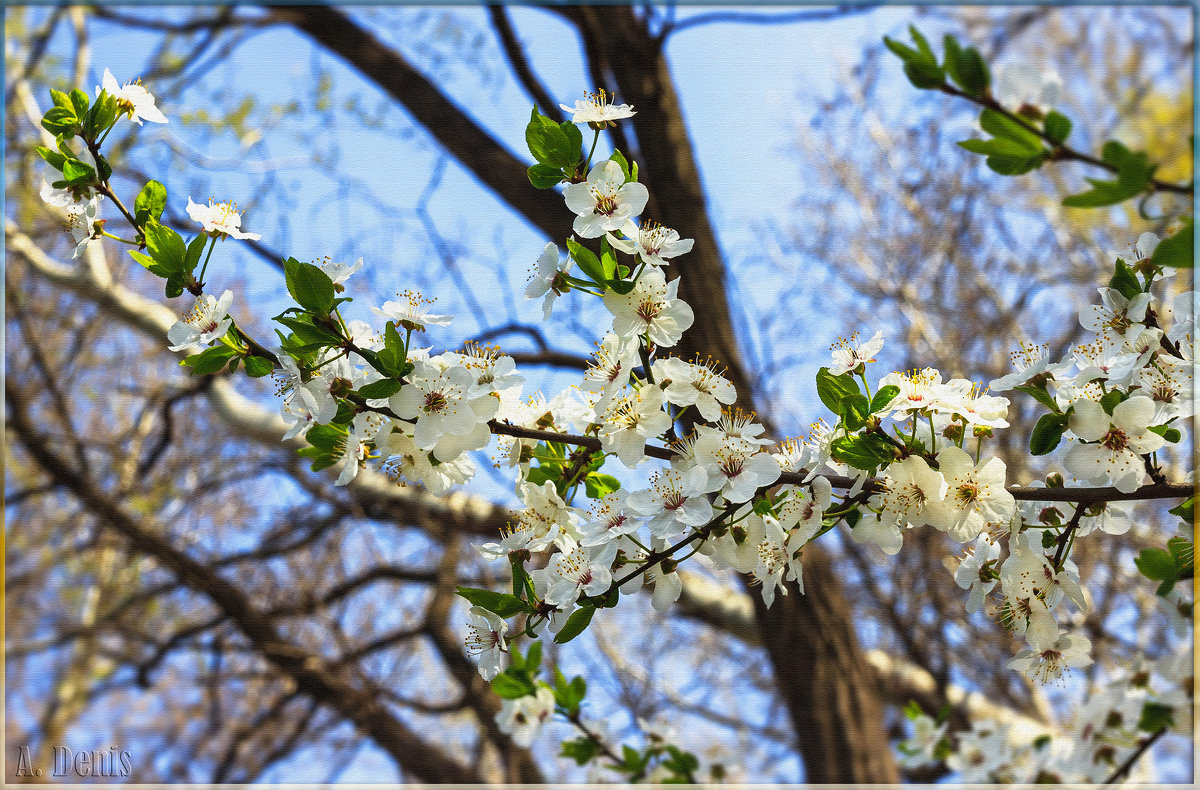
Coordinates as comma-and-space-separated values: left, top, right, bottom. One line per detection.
268, 4, 898, 781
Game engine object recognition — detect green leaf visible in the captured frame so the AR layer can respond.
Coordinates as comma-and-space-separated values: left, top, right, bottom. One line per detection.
143, 221, 188, 273
68, 88, 90, 120
1134, 548, 1176, 581
979, 108, 1043, 151
1137, 702, 1175, 733
275, 314, 342, 347
1043, 110, 1072, 145
134, 180, 168, 226
1029, 412, 1069, 455
1168, 496, 1194, 522
870, 385, 901, 414
585, 472, 621, 500
1099, 389, 1124, 415
525, 106, 576, 169
1062, 142, 1155, 208
815, 366, 861, 415
244, 355, 274, 378
561, 736, 602, 766
842, 393, 871, 431
60, 157, 95, 184
184, 233, 207, 274
1150, 219, 1193, 268
599, 235, 618, 279
283, 257, 336, 317
829, 434, 893, 472
566, 238, 606, 285
455, 587, 530, 618
1167, 536, 1193, 572
41, 106, 78, 136
1013, 384, 1060, 413
83, 92, 118, 140
903, 61, 945, 90
527, 162, 564, 189
907, 25, 935, 62
553, 605, 595, 644
35, 146, 67, 171
490, 672, 534, 700
357, 378, 404, 400
180, 345, 238, 375
882, 35, 919, 63
610, 148, 632, 182
524, 640, 543, 673
955, 46, 989, 96
942, 36, 989, 96
1108, 258, 1143, 300
1147, 424, 1182, 443
50, 88, 72, 110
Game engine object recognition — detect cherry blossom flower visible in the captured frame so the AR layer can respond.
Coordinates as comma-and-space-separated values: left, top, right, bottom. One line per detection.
67, 196, 101, 258
927, 447, 1015, 542
647, 558, 683, 612
1064, 396, 1164, 493
380, 431, 475, 497
626, 465, 713, 539
990, 340, 1074, 392
603, 266, 694, 348
525, 242, 573, 318
692, 431, 781, 503
563, 159, 648, 238
606, 219, 693, 267
371, 290, 452, 333
99, 68, 168, 124
954, 536, 1001, 613
319, 256, 362, 286
828, 330, 884, 376
389, 358, 498, 455
496, 686, 555, 748
281, 383, 338, 441
464, 606, 508, 681
897, 714, 948, 769
579, 490, 640, 547
1134, 354, 1194, 423
598, 384, 672, 467
560, 89, 635, 126
582, 333, 637, 411
335, 411, 387, 486
1007, 631, 1092, 684
185, 197, 261, 240
1079, 287, 1151, 337
653, 355, 736, 421
993, 63, 1061, 113
167, 289, 234, 351
545, 546, 613, 606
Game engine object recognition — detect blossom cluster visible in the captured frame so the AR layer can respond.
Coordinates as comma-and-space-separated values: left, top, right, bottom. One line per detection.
899, 641, 1193, 782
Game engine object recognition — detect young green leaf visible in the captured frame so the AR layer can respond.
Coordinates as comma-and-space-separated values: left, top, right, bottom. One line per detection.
815, 366, 861, 415
1029, 412, 1069, 455
283, 257, 337, 317
1149, 219, 1193, 268
244, 355, 275, 378
553, 605, 596, 644
1043, 110, 1072, 145
135, 180, 169, 226
454, 587, 530, 618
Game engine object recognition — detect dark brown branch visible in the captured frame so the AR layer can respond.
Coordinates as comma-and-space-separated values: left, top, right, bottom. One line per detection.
486, 420, 1191, 503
